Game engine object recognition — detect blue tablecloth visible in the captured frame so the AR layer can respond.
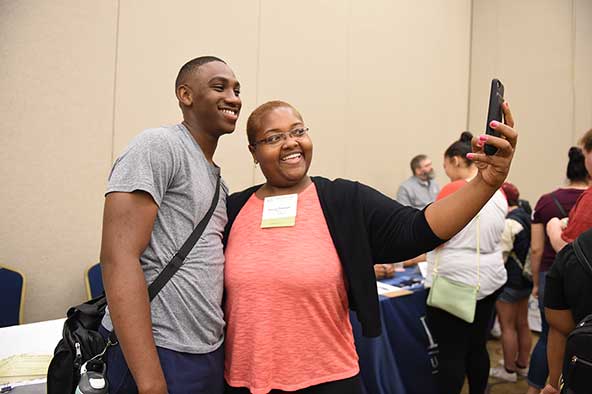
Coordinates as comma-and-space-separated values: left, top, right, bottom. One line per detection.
351, 266, 438, 394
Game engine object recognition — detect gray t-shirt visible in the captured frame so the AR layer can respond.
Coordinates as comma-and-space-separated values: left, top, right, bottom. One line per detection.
101, 124, 228, 354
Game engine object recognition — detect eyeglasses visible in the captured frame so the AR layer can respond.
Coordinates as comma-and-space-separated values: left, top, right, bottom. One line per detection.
251, 127, 309, 147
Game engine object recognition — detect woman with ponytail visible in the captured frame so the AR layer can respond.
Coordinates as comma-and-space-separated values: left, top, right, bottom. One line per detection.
526, 143, 589, 394
546, 130, 592, 252
425, 131, 509, 394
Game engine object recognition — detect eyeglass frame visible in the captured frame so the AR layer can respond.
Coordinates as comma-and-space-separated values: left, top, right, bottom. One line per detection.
250, 127, 310, 147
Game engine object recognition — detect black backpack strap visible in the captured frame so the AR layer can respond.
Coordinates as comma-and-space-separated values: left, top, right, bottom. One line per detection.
551, 193, 568, 218
148, 175, 221, 301
573, 232, 592, 279
105, 177, 221, 346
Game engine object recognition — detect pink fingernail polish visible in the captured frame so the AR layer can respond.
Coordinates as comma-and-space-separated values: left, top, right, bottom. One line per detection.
490, 120, 498, 128
479, 135, 488, 141
467, 153, 474, 160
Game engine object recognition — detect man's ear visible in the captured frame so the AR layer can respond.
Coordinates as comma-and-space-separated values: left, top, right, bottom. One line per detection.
176, 84, 193, 107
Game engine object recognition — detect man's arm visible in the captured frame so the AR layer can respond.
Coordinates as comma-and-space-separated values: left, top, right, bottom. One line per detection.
545, 308, 575, 389
403, 253, 426, 267
373, 264, 394, 279
100, 191, 167, 394
530, 223, 545, 297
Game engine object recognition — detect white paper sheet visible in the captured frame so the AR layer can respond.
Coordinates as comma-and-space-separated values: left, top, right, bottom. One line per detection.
376, 282, 402, 295
417, 261, 428, 278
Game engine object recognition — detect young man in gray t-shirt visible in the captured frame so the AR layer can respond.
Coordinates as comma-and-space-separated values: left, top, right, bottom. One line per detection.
100, 56, 241, 394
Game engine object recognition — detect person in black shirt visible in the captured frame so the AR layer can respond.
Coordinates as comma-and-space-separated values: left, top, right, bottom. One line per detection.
542, 228, 592, 394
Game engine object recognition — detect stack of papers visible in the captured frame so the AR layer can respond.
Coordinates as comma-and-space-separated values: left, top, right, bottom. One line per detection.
0, 354, 52, 385
376, 282, 412, 298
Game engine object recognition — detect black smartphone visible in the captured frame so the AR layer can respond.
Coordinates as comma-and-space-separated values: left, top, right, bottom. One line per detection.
484, 78, 504, 155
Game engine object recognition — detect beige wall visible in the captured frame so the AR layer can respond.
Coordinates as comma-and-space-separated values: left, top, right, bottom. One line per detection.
469, 0, 592, 202
1, 1, 118, 323
1, 0, 590, 323
574, 0, 592, 139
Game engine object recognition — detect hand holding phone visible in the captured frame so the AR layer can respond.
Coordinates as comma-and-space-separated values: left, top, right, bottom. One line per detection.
485, 78, 505, 155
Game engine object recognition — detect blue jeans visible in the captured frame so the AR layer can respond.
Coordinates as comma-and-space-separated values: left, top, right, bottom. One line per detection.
99, 326, 224, 394
527, 272, 549, 389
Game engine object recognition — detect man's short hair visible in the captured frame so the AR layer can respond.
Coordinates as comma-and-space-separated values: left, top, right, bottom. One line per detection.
410, 154, 428, 174
175, 56, 226, 91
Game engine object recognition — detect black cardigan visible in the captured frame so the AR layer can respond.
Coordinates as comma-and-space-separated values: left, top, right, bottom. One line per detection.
224, 176, 445, 337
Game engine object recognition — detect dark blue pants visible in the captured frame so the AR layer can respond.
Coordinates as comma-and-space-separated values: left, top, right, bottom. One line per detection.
527, 271, 549, 389
99, 326, 224, 394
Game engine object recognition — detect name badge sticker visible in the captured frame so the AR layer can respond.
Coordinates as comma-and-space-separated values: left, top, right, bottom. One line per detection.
261, 194, 298, 228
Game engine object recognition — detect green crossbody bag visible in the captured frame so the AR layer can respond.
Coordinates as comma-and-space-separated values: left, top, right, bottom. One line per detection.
427, 215, 480, 323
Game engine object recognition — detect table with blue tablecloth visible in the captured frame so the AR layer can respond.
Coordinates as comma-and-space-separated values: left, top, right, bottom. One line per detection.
351, 266, 438, 394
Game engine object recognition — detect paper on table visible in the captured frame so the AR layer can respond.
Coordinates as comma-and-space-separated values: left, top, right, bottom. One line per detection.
0, 377, 47, 390
376, 282, 412, 298
376, 282, 401, 295
417, 261, 428, 278
0, 354, 52, 385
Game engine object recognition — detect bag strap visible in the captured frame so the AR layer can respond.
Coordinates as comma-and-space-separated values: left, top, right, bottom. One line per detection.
105, 176, 221, 346
476, 215, 480, 290
505, 211, 530, 274
551, 193, 568, 218
148, 175, 221, 300
433, 214, 480, 290
510, 251, 525, 271
573, 234, 592, 280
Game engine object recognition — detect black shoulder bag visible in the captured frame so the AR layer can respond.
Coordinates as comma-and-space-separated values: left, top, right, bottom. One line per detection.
47, 176, 221, 394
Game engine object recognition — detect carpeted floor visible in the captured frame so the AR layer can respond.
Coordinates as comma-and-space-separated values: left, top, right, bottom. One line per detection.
461, 332, 540, 394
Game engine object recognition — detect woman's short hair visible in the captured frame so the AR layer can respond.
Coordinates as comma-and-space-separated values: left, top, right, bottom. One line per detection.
246, 101, 303, 145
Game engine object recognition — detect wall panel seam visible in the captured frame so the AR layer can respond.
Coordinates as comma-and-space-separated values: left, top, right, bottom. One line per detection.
466, 0, 474, 131
110, 0, 121, 164
344, 0, 351, 177
252, 0, 263, 185
571, 0, 577, 143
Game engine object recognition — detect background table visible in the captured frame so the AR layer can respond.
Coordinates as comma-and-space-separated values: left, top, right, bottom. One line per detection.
0, 318, 64, 393
0, 318, 64, 360
351, 266, 437, 394
4, 272, 435, 394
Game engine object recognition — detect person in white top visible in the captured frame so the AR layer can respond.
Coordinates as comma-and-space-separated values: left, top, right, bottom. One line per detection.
425, 131, 508, 394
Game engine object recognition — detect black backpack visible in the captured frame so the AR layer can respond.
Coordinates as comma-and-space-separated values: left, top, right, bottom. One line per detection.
47, 295, 109, 393
47, 177, 220, 394
562, 230, 592, 394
